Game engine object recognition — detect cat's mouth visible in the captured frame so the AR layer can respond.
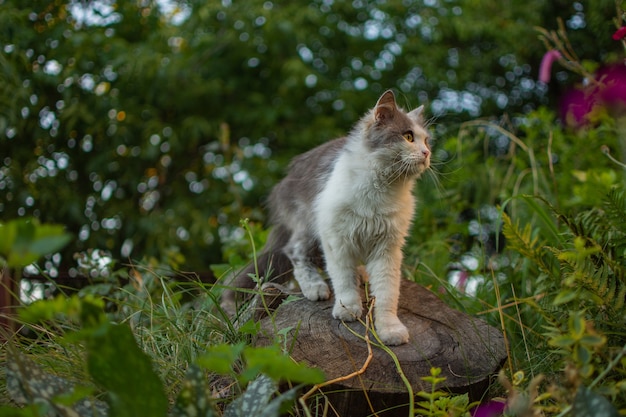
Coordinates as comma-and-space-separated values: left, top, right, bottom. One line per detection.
407, 157, 432, 179
405, 152, 430, 169
382, 155, 430, 183
413, 161, 430, 175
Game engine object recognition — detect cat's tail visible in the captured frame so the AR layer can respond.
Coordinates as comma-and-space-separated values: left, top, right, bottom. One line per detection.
220, 224, 293, 314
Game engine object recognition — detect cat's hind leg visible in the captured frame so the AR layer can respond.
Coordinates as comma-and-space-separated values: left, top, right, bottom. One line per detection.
283, 231, 330, 301
220, 224, 294, 314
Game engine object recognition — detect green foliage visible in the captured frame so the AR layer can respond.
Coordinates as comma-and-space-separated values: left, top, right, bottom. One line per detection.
86, 323, 168, 417
415, 367, 477, 417
223, 374, 298, 417
501, 189, 626, 409
0, 217, 71, 268
13, 294, 167, 416
197, 343, 324, 386
1, 0, 617, 275
170, 365, 217, 417
504, 190, 626, 325
5, 265, 324, 417
572, 385, 620, 417
4, 347, 107, 417
547, 311, 607, 378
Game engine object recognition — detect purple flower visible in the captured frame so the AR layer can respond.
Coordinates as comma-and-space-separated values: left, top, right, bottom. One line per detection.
539, 50, 562, 84
560, 63, 626, 127
472, 400, 506, 417
560, 87, 597, 127
597, 64, 626, 106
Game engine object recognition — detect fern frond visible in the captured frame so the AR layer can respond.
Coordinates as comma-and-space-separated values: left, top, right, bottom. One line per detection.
604, 188, 626, 230
556, 239, 625, 322
501, 212, 553, 276
602, 187, 626, 262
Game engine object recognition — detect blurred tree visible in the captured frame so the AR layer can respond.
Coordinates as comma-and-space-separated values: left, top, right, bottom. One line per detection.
0, 0, 618, 275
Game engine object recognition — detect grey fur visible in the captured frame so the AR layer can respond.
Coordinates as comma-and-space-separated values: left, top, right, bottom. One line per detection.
220, 139, 344, 310
221, 90, 430, 346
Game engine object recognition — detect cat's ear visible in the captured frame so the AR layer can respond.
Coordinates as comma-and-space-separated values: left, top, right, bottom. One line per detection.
408, 105, 425, 125
374, 90, 397, 123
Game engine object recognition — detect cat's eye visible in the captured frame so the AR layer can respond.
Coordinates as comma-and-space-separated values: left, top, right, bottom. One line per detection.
403, 132, 414, 143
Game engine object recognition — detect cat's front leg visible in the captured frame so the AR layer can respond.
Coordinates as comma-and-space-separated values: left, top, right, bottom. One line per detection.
323, 238, 363, 321
331, 270, 363, 322
367, 249, 409, 346
374, 313, 409, 346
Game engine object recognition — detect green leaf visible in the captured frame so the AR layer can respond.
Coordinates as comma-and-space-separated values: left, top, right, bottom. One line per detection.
224, 374, 299, 417
196, 343, 246, 375
258, 386, 299, 417
416, 390, 447, 401
553, 289, 579, 306
549, 335, 577, 348
569, 312, 586, 340
520, 195, 565, 245
171, 365, 217, 417
0, 218, 72, 267
79, 296, 109, 328
224, 374, 276, 417
0, 221, 18, 260
18, 294, 103, 325
4, 219, 35, 266
579, 334, 606, 348
242, 346, 324, 385
574, 344, 592, 366
237, 320, 261, 336
572, 385, 619, 417
0, 404, 49, 416
29, 228, 73, 257
87, 323, 168, 417
51, 385, 96, 407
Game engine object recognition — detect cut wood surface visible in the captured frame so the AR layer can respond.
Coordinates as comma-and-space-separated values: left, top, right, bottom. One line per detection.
256, 279, 507, 416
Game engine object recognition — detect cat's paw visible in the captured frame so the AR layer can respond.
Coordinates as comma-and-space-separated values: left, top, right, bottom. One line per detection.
300, 281, 331, 301
376, 319, 409, 346
332, 298, 363, 322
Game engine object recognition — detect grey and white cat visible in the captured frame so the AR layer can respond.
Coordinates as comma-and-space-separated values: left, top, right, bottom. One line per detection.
221, 90, 431, 345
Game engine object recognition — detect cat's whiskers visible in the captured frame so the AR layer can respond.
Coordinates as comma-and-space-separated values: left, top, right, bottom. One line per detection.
423, 154, 455, 197
382, 154, 423, 187
380, 157, 408, 185
424, 165, 444, 195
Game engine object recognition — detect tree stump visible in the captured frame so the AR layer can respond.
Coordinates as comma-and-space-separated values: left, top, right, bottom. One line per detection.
256, 279, 506, 417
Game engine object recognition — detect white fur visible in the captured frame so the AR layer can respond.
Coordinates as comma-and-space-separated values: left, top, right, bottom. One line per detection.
308, 125, 427, 345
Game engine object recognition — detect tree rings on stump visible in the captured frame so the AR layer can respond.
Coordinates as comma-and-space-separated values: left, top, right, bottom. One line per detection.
256, 279, 507, 416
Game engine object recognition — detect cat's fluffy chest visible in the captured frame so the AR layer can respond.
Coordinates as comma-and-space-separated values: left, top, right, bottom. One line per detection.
314, 146, 416, 245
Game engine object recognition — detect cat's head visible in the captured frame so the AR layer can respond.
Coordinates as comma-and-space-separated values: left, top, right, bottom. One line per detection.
361, 90, 431, 183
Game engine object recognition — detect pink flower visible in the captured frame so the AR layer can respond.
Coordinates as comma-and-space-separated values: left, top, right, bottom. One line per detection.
612, 26, 626, 41
560, 63, 626, 127
597, 64, 626, 105
539, 50, 562, 84
560, 88, 596, 127
472, 400, 506, 417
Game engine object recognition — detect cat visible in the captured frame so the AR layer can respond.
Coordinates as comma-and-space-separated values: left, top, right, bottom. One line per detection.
221, 90, 431, 345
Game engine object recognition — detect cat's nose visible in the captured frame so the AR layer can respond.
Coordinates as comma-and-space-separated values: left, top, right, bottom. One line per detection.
422, 148, 430, 158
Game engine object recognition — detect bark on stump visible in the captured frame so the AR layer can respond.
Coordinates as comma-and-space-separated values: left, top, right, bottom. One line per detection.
256, 279, 507, 417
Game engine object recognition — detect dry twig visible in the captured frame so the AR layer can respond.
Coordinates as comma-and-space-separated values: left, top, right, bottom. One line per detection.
298, 298, 376, 417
